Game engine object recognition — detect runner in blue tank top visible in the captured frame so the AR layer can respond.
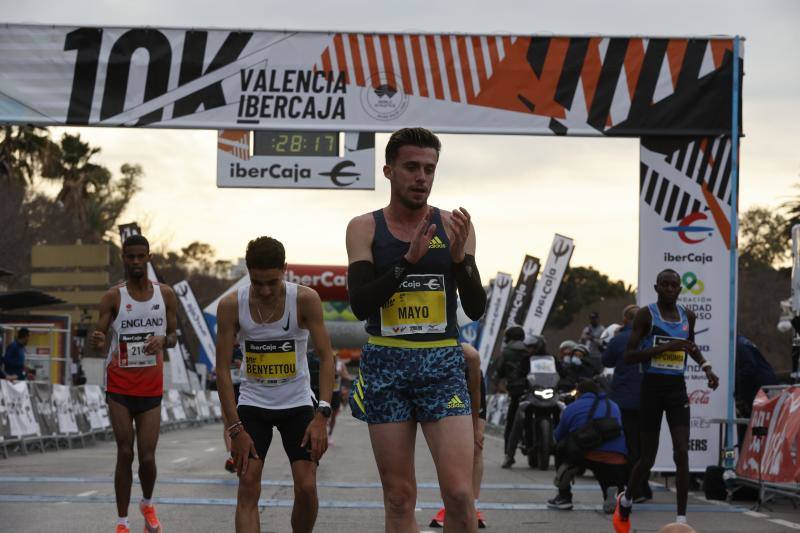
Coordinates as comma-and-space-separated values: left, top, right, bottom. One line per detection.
346, 128, 487, 532
613, 269, 719, 532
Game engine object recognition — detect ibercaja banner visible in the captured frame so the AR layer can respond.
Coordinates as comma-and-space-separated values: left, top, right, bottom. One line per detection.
638, 135, 735, 472
0, 25, 740, 136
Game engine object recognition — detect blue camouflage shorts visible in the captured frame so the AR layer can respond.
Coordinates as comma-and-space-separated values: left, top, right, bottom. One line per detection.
349, 342, 471, 424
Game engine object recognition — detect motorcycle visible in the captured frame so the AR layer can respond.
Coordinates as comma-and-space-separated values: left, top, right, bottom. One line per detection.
517, 355, 561, 470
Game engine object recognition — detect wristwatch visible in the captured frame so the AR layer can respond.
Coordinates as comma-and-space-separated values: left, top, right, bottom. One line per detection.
317, 400, 332, 418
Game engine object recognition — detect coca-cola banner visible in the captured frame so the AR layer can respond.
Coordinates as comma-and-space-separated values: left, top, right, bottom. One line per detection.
638, 136, 734, 472
477, 272, 513, 374
0, 25, 740, 136
737, 387, 800, 483
506, 255, 540, 328
522, 235, 574, 336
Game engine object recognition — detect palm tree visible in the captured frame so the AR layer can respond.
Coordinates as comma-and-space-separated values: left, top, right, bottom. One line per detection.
0, 125, 58, 187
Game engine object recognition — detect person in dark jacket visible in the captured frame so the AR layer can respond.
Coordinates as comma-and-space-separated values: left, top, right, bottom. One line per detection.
602, 304, 652, 501
496, 326, 529, 454
3, 327, 30, 380
547, 379, 628, 513
735, 335, 778, 444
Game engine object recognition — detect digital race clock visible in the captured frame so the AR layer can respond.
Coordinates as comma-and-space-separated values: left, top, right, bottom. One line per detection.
253, 131, 339, 157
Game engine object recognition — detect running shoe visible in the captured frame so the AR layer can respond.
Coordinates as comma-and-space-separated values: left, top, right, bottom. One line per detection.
546, 494, 573, 510
612, 492, 632, 533
115, 525, 131, 533
224, 457, 236, 473
501, 455, 515, 469
139, 501, 162, 533
603, 486, 618, 514
429, 507, 445, 527
476, 510, 487, 529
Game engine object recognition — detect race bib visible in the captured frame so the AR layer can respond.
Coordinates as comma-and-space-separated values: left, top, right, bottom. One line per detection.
651, 335, 687, 372
119, 332, 157, 368
244, 339, 297, 386
380, 274, 447, 336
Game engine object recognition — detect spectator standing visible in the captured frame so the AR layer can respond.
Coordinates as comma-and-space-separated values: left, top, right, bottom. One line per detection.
602, 305, 652, 501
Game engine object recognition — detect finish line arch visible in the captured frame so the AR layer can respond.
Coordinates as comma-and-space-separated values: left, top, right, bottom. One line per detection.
0, 25, 743, 471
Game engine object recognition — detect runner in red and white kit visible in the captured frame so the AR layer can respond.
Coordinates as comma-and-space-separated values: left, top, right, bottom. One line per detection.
91, 234, 178, 533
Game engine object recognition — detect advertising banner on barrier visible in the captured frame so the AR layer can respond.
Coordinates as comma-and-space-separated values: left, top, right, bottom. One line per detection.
522, 235, 574, 336
737, 386, 800, 483
174, 280, 217, 369
506, 255, 540, 328
81, 385, 110, 430
0, 25, 740, 137
52, 383, 79, 434
477, 272, 513, 374
31, 382, 57, 435
639, 136, 734, 472
2, 380, 40, 437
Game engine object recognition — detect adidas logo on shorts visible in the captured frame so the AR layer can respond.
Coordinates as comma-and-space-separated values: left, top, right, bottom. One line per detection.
447, 395, 465, 409
429, 236, 447, 249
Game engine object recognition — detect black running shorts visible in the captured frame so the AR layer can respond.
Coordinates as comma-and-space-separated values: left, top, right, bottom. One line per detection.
639, 373, 690, 433
237, 404, 315, 463
106, 391, 162, 417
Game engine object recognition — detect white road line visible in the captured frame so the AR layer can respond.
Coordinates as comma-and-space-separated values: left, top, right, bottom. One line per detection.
768, 519, 800, 530
204, 447, 216, 452
745, 511, 769, 518
172, 457, 188, 464
77, 490, 96, 497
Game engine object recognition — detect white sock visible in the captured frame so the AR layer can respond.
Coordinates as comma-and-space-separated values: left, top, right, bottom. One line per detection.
621, 493, 632, 507
474, 499, 479, 508
141, 498, 152, 506
117, 517, 129, 527
676, 515, 687, 524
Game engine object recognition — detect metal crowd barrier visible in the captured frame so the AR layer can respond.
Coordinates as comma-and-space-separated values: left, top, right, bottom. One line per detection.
0, 381, 222, 458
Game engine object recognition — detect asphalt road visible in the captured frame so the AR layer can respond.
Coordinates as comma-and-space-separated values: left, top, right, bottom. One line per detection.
1, 411, 798, 532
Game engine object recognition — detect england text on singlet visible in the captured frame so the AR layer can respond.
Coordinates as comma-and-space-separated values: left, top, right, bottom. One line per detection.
640, 303, 691, 376
106, 282, 167, 397
365, 207, 458, 344
237, 281, 313, 410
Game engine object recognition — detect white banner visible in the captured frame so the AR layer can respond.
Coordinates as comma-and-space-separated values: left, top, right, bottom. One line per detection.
174, 280, 217, 369
477, 272, 513, 374
0, 25, 739, 137
167, 345, 190, 386
522, 234, 575, 335
639, 137, 733, 472
52, 384, 79, 434
2, 381, 41, 437
82, 385, 110, 430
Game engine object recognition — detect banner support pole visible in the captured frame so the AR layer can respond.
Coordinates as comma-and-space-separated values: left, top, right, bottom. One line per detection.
725, 36, 741, 470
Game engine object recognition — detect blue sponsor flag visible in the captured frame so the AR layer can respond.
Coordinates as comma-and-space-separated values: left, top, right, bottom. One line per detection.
459, 321, 481, 348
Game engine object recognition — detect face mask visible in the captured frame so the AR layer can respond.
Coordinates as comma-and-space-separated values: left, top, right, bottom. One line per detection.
571, 356, 583, 366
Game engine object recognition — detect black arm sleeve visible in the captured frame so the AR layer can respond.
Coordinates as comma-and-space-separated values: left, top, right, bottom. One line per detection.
347, 259, 411, 321
453, 254, 486, 321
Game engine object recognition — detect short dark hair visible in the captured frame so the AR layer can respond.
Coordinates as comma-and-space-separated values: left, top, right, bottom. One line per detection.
245, 236, 285, 270
385, 127, 441, 165
504, 326, 525, 342
657, 269, 680, 283
576, 378, 599, 395
122, 234, 150, 252
17, 327, 30, 338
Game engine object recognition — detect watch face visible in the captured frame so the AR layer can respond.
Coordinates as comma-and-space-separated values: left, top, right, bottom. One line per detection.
319, 406, 332, 417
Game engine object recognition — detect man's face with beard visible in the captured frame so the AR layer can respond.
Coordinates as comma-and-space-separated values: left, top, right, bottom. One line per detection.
383, 144, 438, 210
122, 244, 150, 280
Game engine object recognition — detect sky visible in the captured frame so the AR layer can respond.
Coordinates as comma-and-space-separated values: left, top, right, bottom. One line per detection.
5, 0, 799, 287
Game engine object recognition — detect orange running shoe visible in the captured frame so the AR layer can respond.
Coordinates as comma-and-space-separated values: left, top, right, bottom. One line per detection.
139, 501, 162, 533
612, 492, 631, 533
429, 507, 445, 527
115, 525, 131, 533
476, 509, 487, 529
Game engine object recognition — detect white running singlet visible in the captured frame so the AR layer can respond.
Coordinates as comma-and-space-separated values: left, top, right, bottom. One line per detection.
237, 282, 313, 410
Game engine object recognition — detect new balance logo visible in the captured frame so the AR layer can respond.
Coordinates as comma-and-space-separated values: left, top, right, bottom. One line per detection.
429, 236, 447, 249
447, 395, 465, 409
152, 304, 160, 310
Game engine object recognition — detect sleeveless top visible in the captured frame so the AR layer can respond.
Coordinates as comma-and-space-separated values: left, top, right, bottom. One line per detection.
365, 208, 459, 345
106, 282, 167, 397
236, 281, 313, 410
640, 302, 691, 376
